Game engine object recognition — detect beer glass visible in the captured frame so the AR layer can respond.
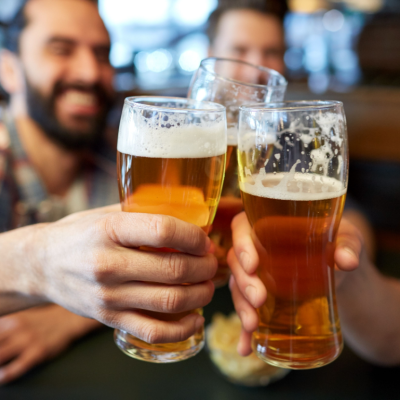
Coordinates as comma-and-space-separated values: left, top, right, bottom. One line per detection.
115, 96, 227, 363
238, 101, 348, 369
188, 58, 287, 287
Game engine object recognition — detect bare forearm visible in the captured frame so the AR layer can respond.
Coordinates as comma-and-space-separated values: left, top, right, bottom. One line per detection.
0, 224, 47, 315
337, 256, 400, 366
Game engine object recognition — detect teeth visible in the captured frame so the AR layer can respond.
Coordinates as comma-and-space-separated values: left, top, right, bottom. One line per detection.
63, 91, 97, 106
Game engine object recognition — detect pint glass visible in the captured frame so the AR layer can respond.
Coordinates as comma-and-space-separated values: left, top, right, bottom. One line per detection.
238, 101, 348, 369
188, 58, 287, 287
114, 96, 227, 363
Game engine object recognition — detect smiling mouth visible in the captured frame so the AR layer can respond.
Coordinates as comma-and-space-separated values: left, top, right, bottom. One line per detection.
61, 90, 99, 108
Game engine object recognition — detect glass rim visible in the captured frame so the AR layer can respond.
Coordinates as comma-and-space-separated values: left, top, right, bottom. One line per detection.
123, 96, 226, 113
239, 100, 343, 112
198, 57, 288, 89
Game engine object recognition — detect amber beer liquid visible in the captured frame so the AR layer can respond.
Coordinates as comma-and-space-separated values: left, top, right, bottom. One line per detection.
116, 150, 225, 357
241, 173, 346, 369
210, 142, 243, 286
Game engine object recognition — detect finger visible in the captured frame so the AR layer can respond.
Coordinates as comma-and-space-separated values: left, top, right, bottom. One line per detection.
231, 212, 259, 274
103, 280, 215, 314
227, 248, 266, 309
237, 329, 253, 357
104, 213, 211, 256
0, 338, 24, 365
95, 250, 217, 285
229, 276, 259, 333
0, 348, 44, 385
335, 219, 364, 272
114, 310, 205, 344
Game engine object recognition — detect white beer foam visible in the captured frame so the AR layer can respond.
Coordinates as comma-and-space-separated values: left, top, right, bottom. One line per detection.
117, 107, 227, 158
240, 172, 346, 201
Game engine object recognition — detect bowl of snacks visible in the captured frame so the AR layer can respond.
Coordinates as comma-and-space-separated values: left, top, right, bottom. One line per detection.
206, 312, 290, 387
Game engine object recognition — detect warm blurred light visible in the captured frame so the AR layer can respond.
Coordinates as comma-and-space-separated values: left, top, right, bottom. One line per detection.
146, 49, 172, 73
172, 0, 217, 26
134, 52, 150, 72
332, 0, 383, 13
284, 48, 303, 70
323, 9, 344, 32
99, 0, 169, 25
110, 43, 132, 67
288, 0, 328, 13
179, 50, 201, 72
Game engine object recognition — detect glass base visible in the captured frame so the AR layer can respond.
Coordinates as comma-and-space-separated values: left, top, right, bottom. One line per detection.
114, 328, 204, 363
254, 343, 343, 370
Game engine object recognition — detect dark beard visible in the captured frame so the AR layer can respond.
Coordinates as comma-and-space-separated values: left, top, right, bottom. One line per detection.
25, 79, 114, 151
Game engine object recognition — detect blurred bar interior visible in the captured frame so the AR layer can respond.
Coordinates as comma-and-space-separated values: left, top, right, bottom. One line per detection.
1, 0, 399, 259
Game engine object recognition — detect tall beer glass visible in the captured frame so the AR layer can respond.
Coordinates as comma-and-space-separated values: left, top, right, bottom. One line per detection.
238, 101, 348, 369
115, 96, 227, 363
188, 58, 287, 287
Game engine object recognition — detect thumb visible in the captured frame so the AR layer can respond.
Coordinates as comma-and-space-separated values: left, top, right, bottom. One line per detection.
334, 218, 364, 272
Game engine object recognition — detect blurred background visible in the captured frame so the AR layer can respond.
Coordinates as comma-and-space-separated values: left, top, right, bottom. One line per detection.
1, 0, 399, 257
2, 0, 399, 93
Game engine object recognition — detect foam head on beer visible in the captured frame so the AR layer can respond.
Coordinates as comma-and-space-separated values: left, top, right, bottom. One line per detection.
238, 101, 348, 197
118, 97, 227, 159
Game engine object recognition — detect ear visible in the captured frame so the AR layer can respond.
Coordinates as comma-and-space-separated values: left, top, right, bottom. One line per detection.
0, 50, 25, 95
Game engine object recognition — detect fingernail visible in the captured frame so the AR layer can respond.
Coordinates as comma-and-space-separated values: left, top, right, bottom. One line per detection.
245, 285, 257, 305
195, 316, 205, 330
344, 247, 358, 260
239, 252, 250, 272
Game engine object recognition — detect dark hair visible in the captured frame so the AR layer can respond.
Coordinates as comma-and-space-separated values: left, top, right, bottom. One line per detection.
1, 0, 99, 53
207, 0, 288, 44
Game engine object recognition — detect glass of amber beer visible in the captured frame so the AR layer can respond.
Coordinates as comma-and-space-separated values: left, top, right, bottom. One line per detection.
188, 58, 287, 287
115, 96, 227, 363
238, 101, 348, 369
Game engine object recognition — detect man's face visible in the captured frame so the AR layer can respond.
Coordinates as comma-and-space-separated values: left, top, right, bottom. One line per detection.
19, 0, 115, 149
210, 9, 285, 76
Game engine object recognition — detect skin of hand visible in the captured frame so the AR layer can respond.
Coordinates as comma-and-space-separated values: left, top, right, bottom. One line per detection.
227, 211, 362, 357
0, 305, 101, 385
0, 205, 217, 346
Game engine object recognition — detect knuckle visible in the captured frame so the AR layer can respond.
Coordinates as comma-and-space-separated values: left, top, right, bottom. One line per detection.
89, 250, 118, 283
103, 212, 125, 245
162, 253, 188, 283
94, 286, 116, 309
160, 288, 186, 313
141, 322, 163, 344
96, 308, 117, 327
149, 215, 176, 246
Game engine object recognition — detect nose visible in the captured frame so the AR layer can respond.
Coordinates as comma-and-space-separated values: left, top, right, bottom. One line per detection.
245, 50, 264, 69
68, 46, 101, 84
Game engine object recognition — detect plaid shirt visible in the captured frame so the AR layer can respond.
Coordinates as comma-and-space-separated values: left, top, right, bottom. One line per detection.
0, 110, 120, 232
